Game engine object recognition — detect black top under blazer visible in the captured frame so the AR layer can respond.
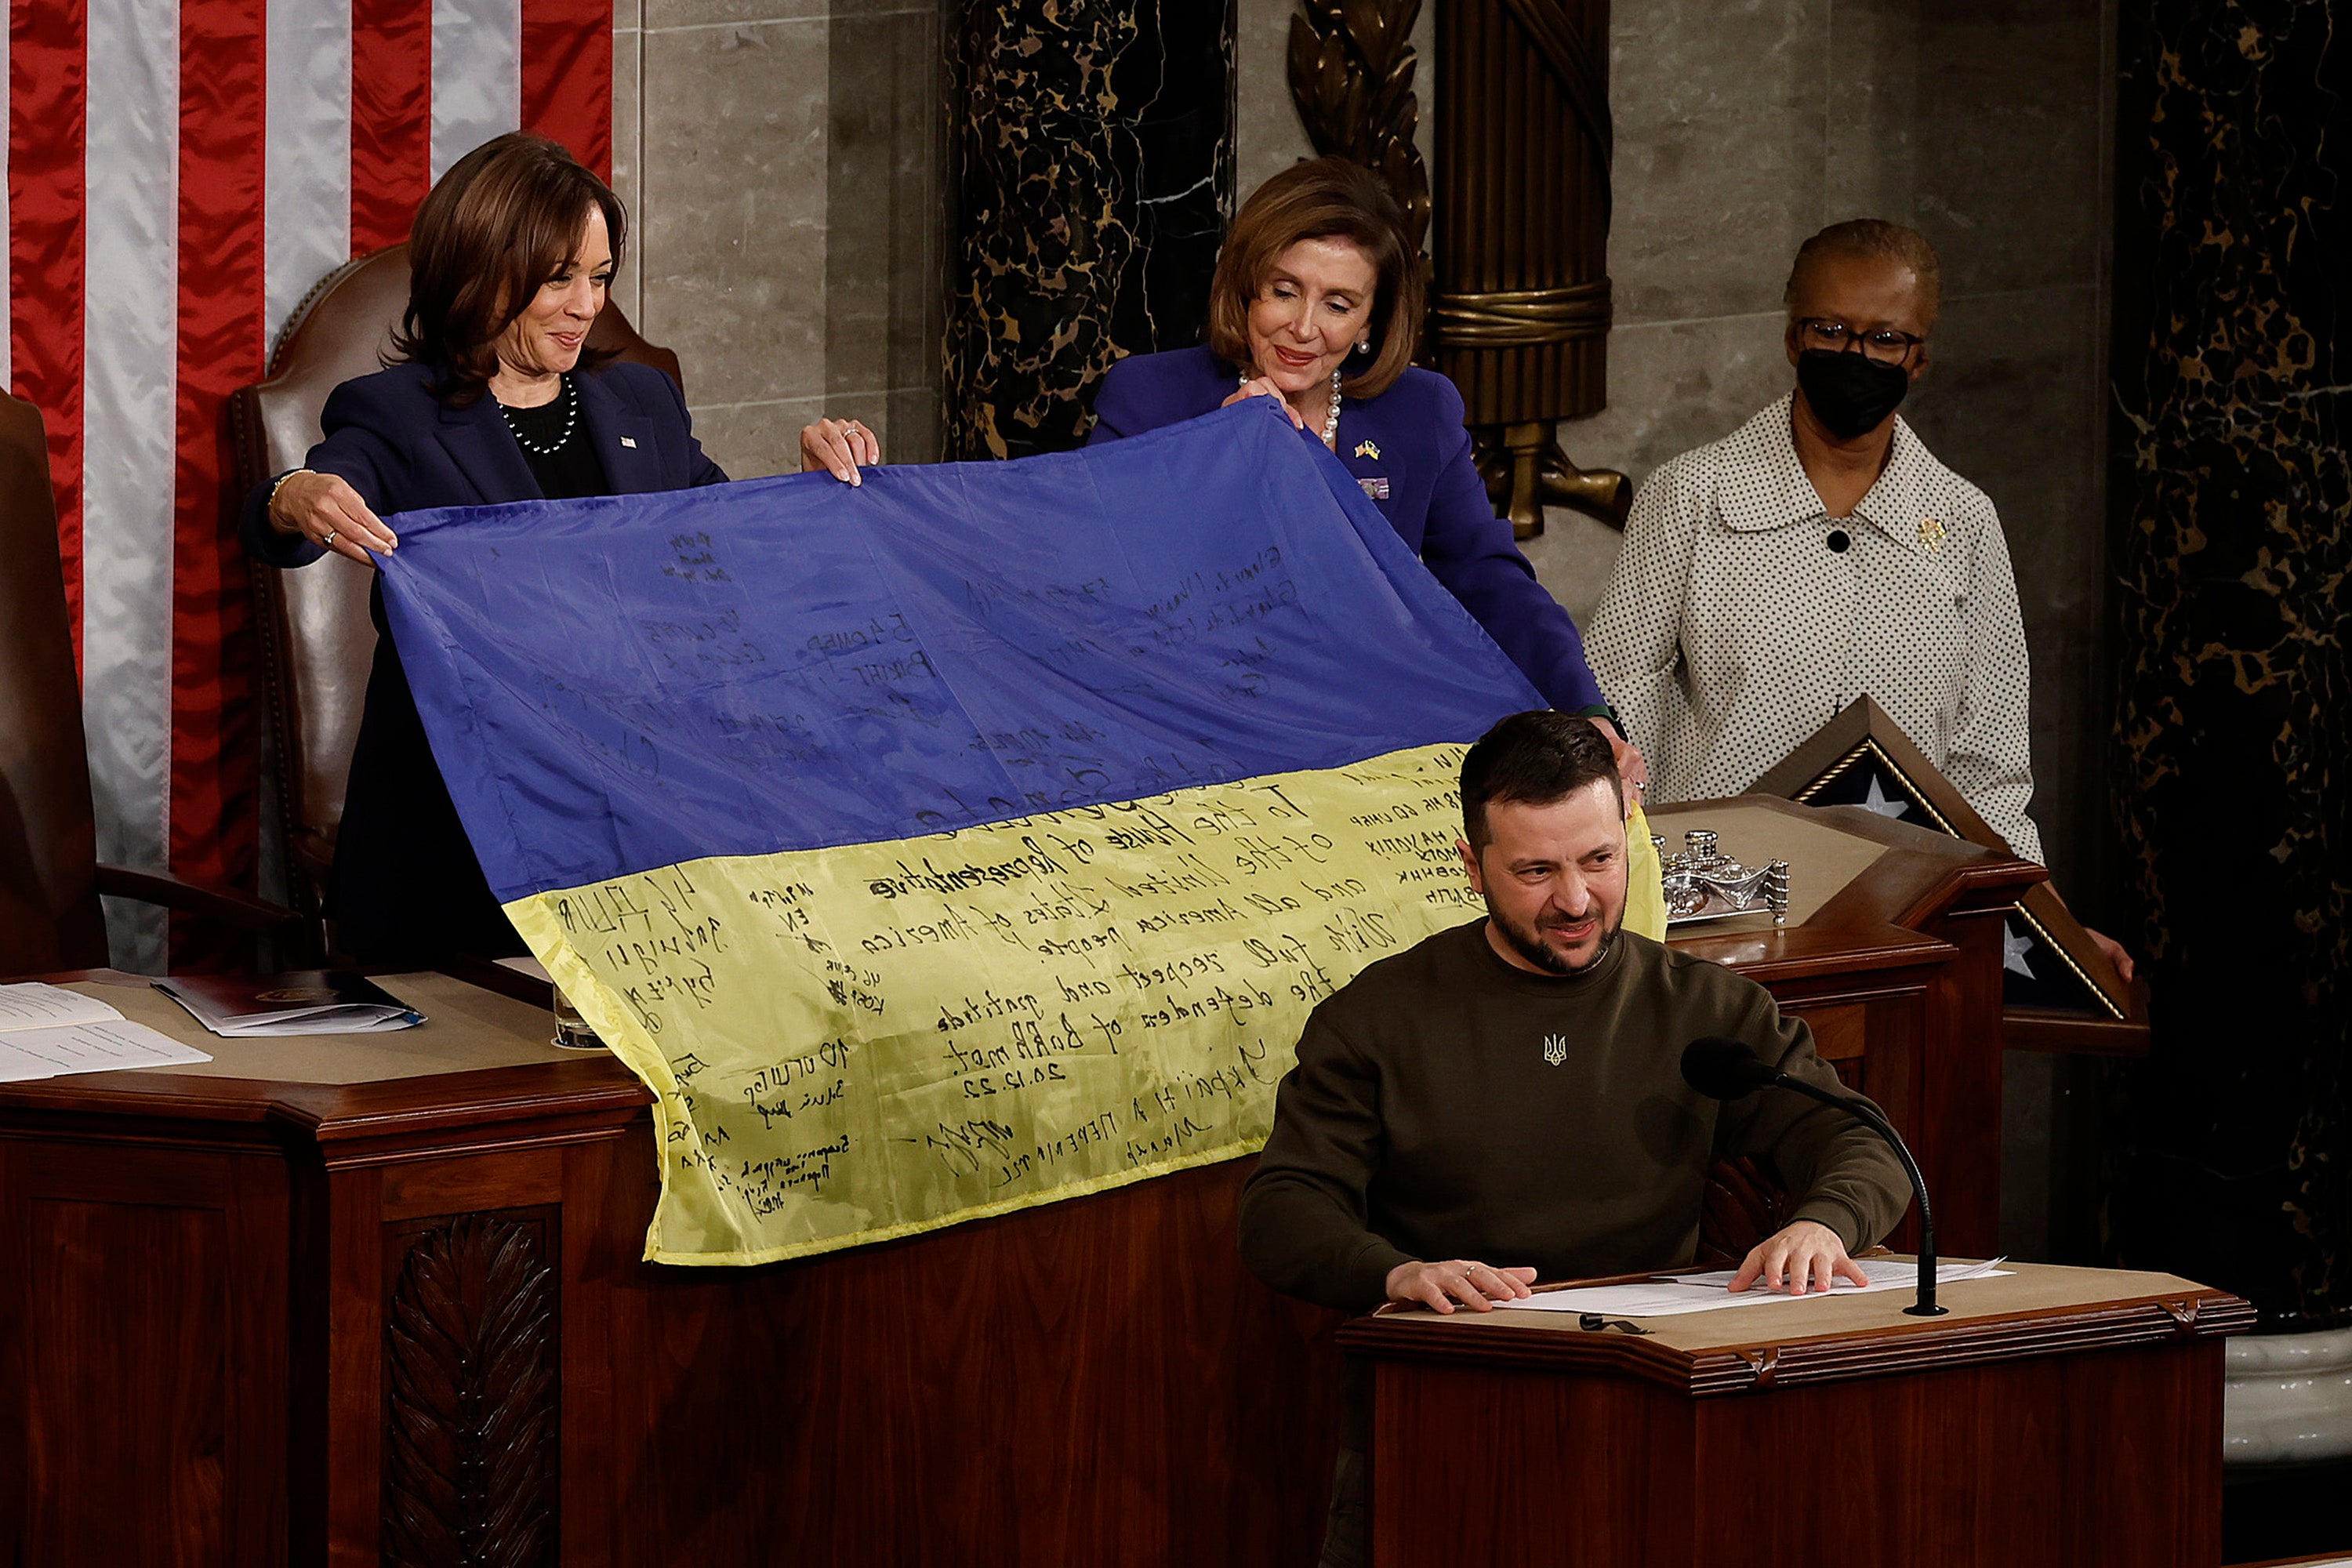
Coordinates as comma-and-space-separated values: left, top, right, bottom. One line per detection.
240, 358, 728, 962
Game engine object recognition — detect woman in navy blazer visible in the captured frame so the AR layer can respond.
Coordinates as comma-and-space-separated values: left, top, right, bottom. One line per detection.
241, 135, 762, 962
1083, 158, 1642, 787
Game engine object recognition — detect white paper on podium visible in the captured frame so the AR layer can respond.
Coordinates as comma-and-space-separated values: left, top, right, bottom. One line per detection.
0, 1018, 214, 1083
0, 982, 125, 1031
1493, 1257, 2010, 1318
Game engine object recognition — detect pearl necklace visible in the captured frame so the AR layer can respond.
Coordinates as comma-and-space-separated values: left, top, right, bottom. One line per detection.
1243, 368, 1344, 446
499, 373, 578, 456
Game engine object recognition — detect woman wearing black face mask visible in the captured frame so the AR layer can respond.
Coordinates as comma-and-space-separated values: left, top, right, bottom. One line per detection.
1586, 219, 2134, 980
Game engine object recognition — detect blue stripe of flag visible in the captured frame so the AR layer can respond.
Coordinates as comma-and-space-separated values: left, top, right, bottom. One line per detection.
376, 398, 1543, 902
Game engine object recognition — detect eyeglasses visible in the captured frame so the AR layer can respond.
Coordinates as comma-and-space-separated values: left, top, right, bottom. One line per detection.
1795, 318, 1926, 365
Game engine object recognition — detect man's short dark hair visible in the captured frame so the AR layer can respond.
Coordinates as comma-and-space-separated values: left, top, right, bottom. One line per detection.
1461, 712, 1623, 851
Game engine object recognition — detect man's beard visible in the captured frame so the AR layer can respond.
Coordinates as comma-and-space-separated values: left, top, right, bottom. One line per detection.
1487, 898, 1623, 975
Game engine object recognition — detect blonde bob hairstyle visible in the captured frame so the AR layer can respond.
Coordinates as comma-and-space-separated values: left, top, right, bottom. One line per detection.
1205, 157, 1422, 401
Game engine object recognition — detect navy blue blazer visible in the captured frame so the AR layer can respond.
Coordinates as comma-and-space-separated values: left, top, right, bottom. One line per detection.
239, 358, 728, 962
241, 358, 725, 565
1087, 345, 1608, 714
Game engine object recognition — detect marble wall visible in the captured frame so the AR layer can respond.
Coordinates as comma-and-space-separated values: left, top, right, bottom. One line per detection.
942, 0, 1236, 459
2110, 0, 2352, 1329
612, 0, 950, 481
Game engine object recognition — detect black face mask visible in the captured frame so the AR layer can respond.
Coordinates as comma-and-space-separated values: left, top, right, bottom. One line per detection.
1796, 348, 1911, 440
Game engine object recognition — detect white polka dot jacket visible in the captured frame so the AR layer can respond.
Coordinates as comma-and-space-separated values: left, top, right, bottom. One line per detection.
1587, 394, 2042, 865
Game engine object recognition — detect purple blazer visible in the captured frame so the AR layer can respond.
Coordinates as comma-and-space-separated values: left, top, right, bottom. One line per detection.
1087, 345, 1609, 714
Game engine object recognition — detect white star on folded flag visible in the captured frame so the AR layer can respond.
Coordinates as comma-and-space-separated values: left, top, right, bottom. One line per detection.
2003, 921, 2037, 979
1861, 775, 1911, 818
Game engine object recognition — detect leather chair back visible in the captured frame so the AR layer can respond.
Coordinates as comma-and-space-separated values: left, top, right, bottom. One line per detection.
229, 245, 681, 943
0, 393, 108, 972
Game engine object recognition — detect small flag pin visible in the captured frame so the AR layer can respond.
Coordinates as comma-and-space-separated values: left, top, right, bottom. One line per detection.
620, 436, 638, 448
1354, 439, 1381, 460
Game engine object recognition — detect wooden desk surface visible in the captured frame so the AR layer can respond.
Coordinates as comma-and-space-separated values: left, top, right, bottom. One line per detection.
1652, 794, 2038, 983
1653, 797, 1889, 934
0, 969, 648, 1145
1341, 1259, 2255, 1397
58, 971, 577, 1083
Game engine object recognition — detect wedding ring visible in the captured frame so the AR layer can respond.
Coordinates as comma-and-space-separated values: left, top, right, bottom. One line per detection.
322, 531, 338, 549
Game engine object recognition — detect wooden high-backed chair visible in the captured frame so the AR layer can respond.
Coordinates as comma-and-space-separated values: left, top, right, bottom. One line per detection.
228, 245, 682, 961
0, 392, 295, 977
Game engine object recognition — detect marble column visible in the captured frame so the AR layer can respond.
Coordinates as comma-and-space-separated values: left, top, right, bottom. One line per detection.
619, 0, 949, 477
944, 0, 1236, 459
2110, 0, 2350, 1330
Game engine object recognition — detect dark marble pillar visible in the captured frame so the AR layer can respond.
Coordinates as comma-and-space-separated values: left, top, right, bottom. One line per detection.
2110, 0, 2351, 1328
944, 0, 1236, 460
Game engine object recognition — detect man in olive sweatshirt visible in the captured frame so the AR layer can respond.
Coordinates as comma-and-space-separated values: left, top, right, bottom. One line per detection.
1240, 712, 1911, 1565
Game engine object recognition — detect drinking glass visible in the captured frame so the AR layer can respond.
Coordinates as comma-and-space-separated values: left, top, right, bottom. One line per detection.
551, 985, 606, 1051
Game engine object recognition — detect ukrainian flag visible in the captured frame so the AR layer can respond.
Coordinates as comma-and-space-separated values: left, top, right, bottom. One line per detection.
379, 399, 1665, 1264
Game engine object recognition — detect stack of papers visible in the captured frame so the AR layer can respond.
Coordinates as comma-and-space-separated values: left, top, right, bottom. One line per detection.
0, 984, 214, 1081
1494, 1257, 2012, 1318
154, 971, 423, 1036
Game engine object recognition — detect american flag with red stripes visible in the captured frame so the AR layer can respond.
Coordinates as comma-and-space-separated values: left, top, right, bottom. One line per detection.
5, 0, 612, 966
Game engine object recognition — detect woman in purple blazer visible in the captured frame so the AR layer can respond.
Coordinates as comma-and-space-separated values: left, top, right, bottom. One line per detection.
1087, 158, 1640, 785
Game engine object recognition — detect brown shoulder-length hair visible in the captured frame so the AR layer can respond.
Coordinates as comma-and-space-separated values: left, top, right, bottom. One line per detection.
1205, 157, 1421, 400
390, 132, 626, 405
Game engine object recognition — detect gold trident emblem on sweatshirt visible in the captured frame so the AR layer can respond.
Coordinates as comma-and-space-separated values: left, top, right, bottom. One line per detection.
1543, 1033, 1568, 1066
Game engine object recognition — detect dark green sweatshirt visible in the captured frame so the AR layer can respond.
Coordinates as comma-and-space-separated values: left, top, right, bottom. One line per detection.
1238, 920, 1911, 1312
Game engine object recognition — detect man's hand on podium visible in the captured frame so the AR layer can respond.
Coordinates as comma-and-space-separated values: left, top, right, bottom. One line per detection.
1730, 1219, 1868, 1295
1385, 1258, 1538, 1314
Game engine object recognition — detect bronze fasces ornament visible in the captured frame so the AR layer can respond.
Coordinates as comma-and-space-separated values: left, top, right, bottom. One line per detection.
1433, 0, 1626, 537
1287, 0, 1432, 252
1287, 0, 1628, 539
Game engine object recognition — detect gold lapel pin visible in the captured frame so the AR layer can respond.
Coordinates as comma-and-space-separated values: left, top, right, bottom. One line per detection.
1354, 439, 1381, 460
1917, 516, 1946, 551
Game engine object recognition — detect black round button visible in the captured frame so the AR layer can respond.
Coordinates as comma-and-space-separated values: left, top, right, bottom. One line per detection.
1826, 529, 1851, 554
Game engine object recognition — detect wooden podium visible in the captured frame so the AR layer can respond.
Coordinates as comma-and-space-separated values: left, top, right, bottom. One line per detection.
1644, 795, 2042, 1258
0, 799, 2042, 1565
1341, 1263, 2252, 1566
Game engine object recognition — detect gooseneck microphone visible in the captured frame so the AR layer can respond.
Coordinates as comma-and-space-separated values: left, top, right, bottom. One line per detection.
1680, 1035, 1947, 1317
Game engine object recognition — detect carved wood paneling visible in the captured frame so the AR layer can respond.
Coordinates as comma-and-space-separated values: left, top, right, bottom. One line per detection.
383, 1212, 558, 1568
24, 1195, 230, 1564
